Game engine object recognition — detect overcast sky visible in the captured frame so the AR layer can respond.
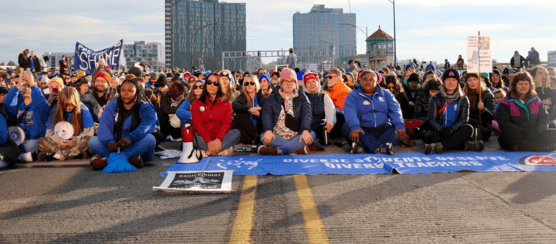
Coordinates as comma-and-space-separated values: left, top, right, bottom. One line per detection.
1, 0, 555, 65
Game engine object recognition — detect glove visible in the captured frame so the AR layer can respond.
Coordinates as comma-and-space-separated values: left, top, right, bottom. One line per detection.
441, 127, 453, 135
117, 137, 132, 150
108, 142, 118, 152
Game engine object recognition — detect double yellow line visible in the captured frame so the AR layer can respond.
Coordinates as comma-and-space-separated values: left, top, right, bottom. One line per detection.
229, 175, 329, 244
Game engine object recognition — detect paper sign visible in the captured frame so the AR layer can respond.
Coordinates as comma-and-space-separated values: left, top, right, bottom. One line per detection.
548, 51, 556, 68
467, 35, 492, 73
154, 170, 234, 193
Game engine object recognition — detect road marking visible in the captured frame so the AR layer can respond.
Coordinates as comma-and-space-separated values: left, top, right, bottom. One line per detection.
294, 175, 329, 244
229, 175, 257, 244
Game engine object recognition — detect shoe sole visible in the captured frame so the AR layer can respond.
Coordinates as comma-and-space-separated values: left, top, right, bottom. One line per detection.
91, 158, 107, 170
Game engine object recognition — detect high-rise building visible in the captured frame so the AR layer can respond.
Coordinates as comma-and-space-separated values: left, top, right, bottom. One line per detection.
123, 41, 165, 71
165, 0, 246, 70
293, 5, 356, 70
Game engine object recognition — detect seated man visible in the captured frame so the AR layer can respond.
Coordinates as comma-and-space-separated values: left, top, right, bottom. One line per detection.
322, 67, 352, 138
342, 70, 405, 155
88, 78, 157, 170
81, 71, 118, 123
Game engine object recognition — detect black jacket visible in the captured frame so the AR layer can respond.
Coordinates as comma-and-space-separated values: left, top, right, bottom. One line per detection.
427, 92, 469, 132
18, 52, 30, 69
414, 90, 430, 121
510, 55, 525, 68
232, 90, 267, 114
467, 89, 495, 128
261, 89, 312, 133
31, 56, 42, 73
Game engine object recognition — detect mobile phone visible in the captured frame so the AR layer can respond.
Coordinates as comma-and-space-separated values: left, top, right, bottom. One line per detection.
25, 68, 31, 72
53, 87, 59, 93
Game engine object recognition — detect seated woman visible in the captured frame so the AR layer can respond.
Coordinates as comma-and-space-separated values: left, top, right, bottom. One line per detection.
489, 69, 509, 93
89, 78, 157, 170
342, 70, 405, 155
37, 87, 94, 161
158, 81, 186, 140
463, 73, 495, 145
259, 68, 316, 155
232, 73, 266, 145
303, 73, 335, 146
423, 69, 473, 154
0, 107, 19, 169
176, 80, 203, 124
220, 70, 240, 102
415, 77, 441, 122
258, 73, 273, 97
384, 74, 411, 119
496, 71, 556, 151
191, 73, 240, 156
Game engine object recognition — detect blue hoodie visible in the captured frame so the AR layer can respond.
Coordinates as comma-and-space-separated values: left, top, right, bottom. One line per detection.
425, 63, 436, 72
343, 84, 405, 132
97, 98, 157, 148
4, 86, 50, 139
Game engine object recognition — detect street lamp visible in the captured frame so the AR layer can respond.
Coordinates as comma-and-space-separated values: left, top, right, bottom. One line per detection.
339, 23, 367, 37
170, 0, 183, 69
387, 0, 397, 65
320, 39, 335, 68
190, 23, 215, 70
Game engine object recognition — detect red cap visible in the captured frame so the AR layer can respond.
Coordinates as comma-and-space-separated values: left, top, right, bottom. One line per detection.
94, 71, 111, 81
303, 73, 319, 85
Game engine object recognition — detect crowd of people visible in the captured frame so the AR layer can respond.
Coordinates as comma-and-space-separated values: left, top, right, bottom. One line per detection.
1, 48, 556, 170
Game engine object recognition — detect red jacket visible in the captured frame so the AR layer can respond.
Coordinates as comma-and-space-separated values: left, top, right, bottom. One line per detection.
191, 97, 233, 143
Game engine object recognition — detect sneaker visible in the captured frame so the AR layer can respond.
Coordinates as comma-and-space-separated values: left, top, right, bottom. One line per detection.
424, 143, 434, 155
309, 141, 325, 151
129, 156, 144, 168
23, 152, 35, 162
434, 143, 443, 154
350, 142, 365, 154
293, 145, 309, 155
91, 155, 108, 170
374, 143, 393, 155
258, 145, 278, 155
465, 140, 484, 152
37, 152, 54, 162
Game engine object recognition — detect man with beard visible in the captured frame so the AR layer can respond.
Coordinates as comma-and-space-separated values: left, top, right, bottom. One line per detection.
88, 78, 157, 170
82, 71, 118, 122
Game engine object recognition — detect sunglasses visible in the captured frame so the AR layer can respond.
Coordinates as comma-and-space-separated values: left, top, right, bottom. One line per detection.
206, 81, 220, 86
192, 85, 204, 89
326, 75, 336, 79
244, 82, 256, 86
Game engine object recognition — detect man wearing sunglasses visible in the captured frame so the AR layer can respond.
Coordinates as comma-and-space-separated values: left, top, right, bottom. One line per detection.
323, 67, 352, 138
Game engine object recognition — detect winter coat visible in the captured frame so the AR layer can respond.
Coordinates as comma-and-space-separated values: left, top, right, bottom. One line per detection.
496, 94, 547, 134
393, 92, 411, 119
30, 56, 42, 73
467, 89, 496, 128
45, 104, 95, 145
3, 86, 50, 140
81, 87, 118, 123
97, 99, 157, 147
510, 55, 525, 68
176, 99, 193, 123
535, 87, 556, 121
427, 92, 469, 132
191, 97, 233, 143
18, 52, 30, 69
324, 80, 352, 111
414, 90, 431, 121
261, 89, 312, 133
343, 84, 405, 132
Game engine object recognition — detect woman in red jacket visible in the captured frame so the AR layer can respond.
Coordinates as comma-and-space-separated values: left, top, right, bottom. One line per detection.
191, 73, 240, 156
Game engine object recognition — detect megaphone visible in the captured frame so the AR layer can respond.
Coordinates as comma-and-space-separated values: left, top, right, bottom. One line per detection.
177, 126, 200, 164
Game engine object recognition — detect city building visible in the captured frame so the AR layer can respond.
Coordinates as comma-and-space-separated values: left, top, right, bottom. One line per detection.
165, 0, 246, 70
366, 27, 394, 70
42, 52, 74, 69
123, 41, 165, 71
293, 5, 356, 70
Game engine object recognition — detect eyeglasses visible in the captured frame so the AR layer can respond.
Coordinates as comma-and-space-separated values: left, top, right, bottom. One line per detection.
326, 75, 336, 79
244, 82, 256, 86
192, 85, 204, 89
206, 81, 220, 86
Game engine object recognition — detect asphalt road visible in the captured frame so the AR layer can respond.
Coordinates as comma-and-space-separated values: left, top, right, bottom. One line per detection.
1, 140, 556, 243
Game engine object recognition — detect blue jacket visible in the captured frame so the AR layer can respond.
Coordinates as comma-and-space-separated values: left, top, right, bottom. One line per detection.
344, 85, 405, 132
0, 114, 8, 146
427, 92, 469, 131
261, 89, 312, 133
4, 86, 50, 139
97, 98, 157, 148
176, 99, 193, 124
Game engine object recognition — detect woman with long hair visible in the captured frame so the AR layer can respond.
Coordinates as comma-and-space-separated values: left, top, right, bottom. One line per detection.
489, 69, 508, 93
258, 73, 273, 97
232, 73, 266, 145
219, 70, 240, 102
384, 74, 411, 119
191, 73, 240, 156
463, 73, 495, 145
176, 80, 204, 124
531, 65, 556, 124
158, 81, 186, 139
37, 87, 95, 161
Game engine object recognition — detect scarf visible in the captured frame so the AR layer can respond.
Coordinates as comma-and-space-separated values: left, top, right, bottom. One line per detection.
440, 87, 460, 104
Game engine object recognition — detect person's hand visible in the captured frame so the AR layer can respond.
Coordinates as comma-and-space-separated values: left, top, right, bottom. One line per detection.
117, 137, 131, 149
212, 138, 222, 154
409, 101, 415, 107
25, 72, 35, 87
478, 102, 484, 111
59, 140, 69, 148
441, 127, 453, 135
395, 129, 406, 138
68, 137, 76, 147
299, 130, 313, 145
349, 129, 364, 143
50, 92, 59, 101
98, 106, 105, 119
248, 107, 261, 116
261, 130, 275, 146
108, 141, 118, 152
325, 123, 334, 133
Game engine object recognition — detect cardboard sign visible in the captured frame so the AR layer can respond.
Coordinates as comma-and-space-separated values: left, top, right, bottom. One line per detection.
467, 35, 492, 73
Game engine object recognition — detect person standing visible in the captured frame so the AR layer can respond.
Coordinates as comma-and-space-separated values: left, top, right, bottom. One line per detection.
18, 49, 30, 70
29, 51, 42, 74
286, 48, 297, 69
59, 56, 69, 75
510, 51, 525, 69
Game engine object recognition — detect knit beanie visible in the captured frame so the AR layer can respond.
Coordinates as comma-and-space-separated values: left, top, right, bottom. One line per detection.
405, 63, 415, 71
303, 73, 319, 85
259, 73, 271, 84
280, 68, 297, 82
442, 68, 459, 82
155, 75, 168, 87
407, 73, 421, 83
94, 71, 111, 83
48, 77, 65, 89
76, 71, 86, 80
297, 71, 305, 81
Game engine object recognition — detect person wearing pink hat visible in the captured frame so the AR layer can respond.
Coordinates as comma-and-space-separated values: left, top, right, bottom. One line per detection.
303, 72, 335, 148
258, 68, 315, 155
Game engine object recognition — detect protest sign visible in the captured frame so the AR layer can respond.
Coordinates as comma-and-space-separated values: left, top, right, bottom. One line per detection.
154, 170, 234, 193
548, 51, 556, 68
74, 40, 123, 74
467, 35, 492, 73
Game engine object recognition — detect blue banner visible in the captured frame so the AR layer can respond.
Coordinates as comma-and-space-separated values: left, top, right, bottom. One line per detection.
161, 151, 556, 177
74, 40, 123, 74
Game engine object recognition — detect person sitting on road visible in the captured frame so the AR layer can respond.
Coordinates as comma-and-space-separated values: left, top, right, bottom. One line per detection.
322, 67, 352, 138
88, 78, 157, 170
496, 71, 556, 151
415, 77, 442, 122
384, 74, 411, 119
232, 73, 266, 145
191, 73, 240, 156
423, 69, 473, 154
259, 73, 273, 97
463, 73, 495, 146
4, 72, 50, 161
342, 70, 405, 155
37, 87, 94, 161
220, 70, 240, 102
158, 81, 186, 140
176, 80, 204, 124
258, 68, 315, 155
0, 103, 19, 169
81, 71, 118, 123
303, 72, 335, 147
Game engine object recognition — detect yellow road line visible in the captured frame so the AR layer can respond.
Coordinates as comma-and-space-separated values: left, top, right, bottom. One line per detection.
294, 175, 329, 244
229, 175, 257, 244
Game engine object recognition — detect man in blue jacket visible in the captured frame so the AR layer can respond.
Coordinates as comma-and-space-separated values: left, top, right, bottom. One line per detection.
342, 70, 406, 155
88, 78, 157, 170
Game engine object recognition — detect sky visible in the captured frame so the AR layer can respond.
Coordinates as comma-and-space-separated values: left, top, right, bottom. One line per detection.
1, 0, 555, 66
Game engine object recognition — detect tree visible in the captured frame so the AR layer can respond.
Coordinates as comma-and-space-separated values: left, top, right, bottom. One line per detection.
0, 62, 4, 66
7, 61, 15, 66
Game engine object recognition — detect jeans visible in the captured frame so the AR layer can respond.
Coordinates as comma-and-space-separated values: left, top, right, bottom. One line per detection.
261, 131, 316, 154
195, 129, 241, 152
88, 134, 156, 161
342, 123, 400, 153
19, 139, 38, 154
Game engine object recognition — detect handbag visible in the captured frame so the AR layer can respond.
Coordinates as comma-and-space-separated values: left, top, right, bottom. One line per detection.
169, 114, 181, 128
282, 105, 300, 131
